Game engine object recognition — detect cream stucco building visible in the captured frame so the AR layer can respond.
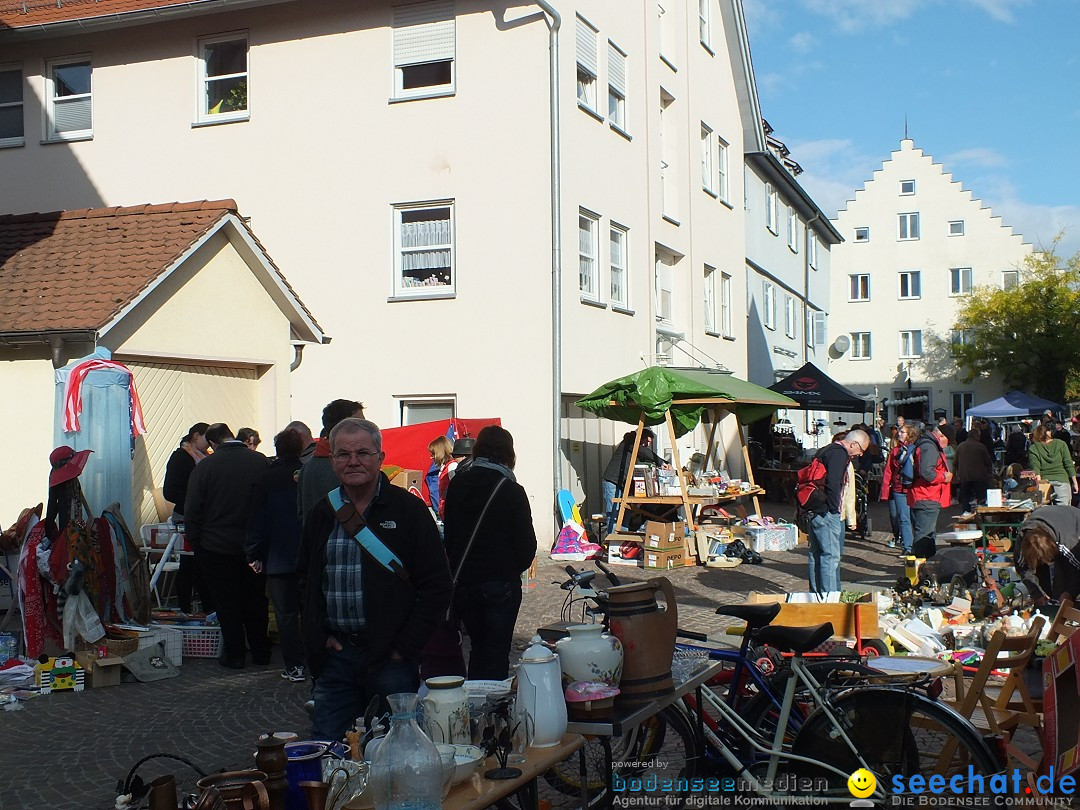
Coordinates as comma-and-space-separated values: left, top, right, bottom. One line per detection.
827, 139, 1031, 425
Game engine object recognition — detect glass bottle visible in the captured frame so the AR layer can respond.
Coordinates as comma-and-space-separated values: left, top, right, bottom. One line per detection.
370, 693, 443, 810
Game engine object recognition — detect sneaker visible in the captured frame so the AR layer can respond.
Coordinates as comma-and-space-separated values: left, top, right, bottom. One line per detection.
551, 535, 587, 561
887, 540, 897, 549
282, 666, 306, 683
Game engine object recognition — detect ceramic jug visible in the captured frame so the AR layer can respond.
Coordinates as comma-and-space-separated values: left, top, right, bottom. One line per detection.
605, 576, 677, 706
555, 624, 623, 687
420, 675, 469, 744
516, 635, 567, 748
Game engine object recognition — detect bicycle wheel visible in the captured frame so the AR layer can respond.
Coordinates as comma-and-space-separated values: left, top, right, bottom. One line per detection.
627, 704, 702, 808
789, 688, 998, 800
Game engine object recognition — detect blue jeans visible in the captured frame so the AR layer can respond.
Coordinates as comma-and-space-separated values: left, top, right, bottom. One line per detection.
312, 644, 419, 743
808, 511, 844, 595
602, 480, 619, 536
888, 492, 913, 553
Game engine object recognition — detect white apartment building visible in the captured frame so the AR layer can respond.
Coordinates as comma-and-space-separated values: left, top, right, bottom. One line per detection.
828, 139, 1031, 425
0, 0, 797, 539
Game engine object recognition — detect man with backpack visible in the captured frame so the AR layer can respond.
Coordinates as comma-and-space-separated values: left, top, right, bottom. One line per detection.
908, 425, 953, 558
803, 429, 870, 595
880, 423, 917, 554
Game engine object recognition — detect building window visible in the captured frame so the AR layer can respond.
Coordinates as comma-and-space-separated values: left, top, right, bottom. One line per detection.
787, 208, 799, 252
700, 124, 714, 194
1002, 269, 1019, 290
394, 201, 454, 296
898, 270, 921, 300
393, 1, 456, 99
808, 231, 819, 269
854, 227, 870, 242
898, 212, 920, 240
808, 310, 826, 347
849, 274, 870, 302
576, 15, 599, 113
951, 392, 974, 420
949, 220, 965, 236
720, 272, 732, 337
607, 42, 626, 131
950, 267, 972, 296
45, 56, 91, 141
900, 179, 916, 195
655, 251, 674, 324
0, 65, 23, 147
197, 34, 248, 122
699, 0, 712, 49
401, 398, 454, 425
610, 223, 628, 308
704, 265, 717, 333
899, 330, 923, 359
951, 328, 975, 349
578, 209, 599, 301
763, 281, 776, 330
852, 332, 871, 359
784, 295, 796, 339
765, 184, 778, 233
716, 138, 729, 202
658, 2, 675, 66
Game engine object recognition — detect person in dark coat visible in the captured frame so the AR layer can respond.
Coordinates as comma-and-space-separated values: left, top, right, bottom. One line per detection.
247, 428, 306, 682
954, 427, 995, 511
1017, 505, 1080, 607
162, 422, 211, 613
443, 425, 537, 680
600, 429, 669, 535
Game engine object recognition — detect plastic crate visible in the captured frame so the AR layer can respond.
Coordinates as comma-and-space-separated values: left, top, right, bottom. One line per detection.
181, 626, 223, 659
147, 624, 184, 665
740, 524, 797, 552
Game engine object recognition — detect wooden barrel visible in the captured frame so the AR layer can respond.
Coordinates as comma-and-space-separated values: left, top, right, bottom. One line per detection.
605, 576, 678, 705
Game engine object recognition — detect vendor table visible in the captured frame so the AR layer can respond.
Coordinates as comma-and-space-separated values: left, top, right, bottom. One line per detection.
613, 487, 763, 529
973, 505, 1032, 553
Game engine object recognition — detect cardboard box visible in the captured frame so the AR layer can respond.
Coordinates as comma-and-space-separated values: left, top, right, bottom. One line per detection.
607, 534, 643, 567
643, 549, 683, 570
388, 468, 423, 493
644, 520, 684, 551
75, 652, 124, 689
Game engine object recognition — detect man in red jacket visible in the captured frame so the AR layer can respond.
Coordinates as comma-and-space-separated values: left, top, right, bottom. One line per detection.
908, 429, 953, 558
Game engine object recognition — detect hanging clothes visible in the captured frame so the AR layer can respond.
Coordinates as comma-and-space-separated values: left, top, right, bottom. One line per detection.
61, 357, 147, 438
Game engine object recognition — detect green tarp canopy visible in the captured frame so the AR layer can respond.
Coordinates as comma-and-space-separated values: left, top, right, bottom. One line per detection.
576, 366, 798, 437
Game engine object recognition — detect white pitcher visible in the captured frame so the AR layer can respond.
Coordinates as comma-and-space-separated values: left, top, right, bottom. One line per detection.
421, 675, 469, 745
515, 635, 567, 748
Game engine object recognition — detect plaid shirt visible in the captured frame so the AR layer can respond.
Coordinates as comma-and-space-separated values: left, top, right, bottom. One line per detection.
322, 482, 380, 633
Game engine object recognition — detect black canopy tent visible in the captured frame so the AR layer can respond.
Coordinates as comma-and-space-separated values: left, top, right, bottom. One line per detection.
768, 362, 872, 414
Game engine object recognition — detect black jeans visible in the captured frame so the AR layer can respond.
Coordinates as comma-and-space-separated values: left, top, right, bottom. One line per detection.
956, 481, 987, 512
268, 573, 304, 670
456, 580, 523, 680
911, 501, 941, 559
198, 548, 270, 664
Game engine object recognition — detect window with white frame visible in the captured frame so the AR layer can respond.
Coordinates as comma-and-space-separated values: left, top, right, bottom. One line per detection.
394, 201, 454, 296
849, 274, 870, 302
576, 15, 599, 114
578, 210, 599, 301
393, 1, 455, 99
951, 328, 974, 349
950, 267, 972, 296
704, 265, 716, 333
607, 42, 626, 131
898, 270, 921, 300
898, 212, 920, 240
951, 392, 974, 420
808, 231, 819, 269
45, 56, 92, 141
658, 2, 675, 65
763, 281, 776, 329
949, 220, 965, 236
610, 223, 628, 308
0, 65, 23, 147
784, 295, 796, 338
1002, 269, 1019, 290
698, 0, 712, 50
720, 272, 732, 337
197, 34, 248, 122
787, 208, 799, 252
716, 137, 729, 202
765, 184, 778, 233
655, 251, 674, 324
852, 332, 871, 359
854, 227, 869, 242
700, 124, 714, 194
900, 179, 916, 195
401, 398, 454, 425
899, 330, 923, 358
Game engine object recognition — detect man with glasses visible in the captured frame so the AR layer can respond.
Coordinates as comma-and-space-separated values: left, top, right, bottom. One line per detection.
807, 429, 870, 595
297, 418, 452, 742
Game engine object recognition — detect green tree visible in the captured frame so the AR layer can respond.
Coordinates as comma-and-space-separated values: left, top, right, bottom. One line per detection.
923, 243, 1080, 403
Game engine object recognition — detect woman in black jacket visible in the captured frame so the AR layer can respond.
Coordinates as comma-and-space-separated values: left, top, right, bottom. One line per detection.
162, 422, 210, 613
443, 426, 537, 680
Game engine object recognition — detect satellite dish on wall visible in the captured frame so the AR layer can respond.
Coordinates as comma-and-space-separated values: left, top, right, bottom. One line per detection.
831, 335, 851, 355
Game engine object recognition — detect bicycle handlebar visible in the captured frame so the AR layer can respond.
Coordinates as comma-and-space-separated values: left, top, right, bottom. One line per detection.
595, 560, 622, 586
677, 628, 709, 642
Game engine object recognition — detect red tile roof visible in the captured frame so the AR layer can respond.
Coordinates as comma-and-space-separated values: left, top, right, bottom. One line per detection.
0, 0, 211, 29
0, 200, 322, 337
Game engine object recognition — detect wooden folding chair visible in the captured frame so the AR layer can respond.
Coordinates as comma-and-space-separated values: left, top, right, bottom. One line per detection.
943, 616, 1045, 770
1045, 597, 1080, 646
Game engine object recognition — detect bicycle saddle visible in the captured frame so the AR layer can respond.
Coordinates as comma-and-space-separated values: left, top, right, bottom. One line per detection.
714, 603, 781, 629
756, 622, 834, 654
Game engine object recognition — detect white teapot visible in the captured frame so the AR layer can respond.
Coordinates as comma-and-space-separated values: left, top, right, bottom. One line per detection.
516, 635, 567, 748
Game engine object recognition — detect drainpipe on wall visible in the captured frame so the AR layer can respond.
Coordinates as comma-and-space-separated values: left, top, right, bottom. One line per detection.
532, 1, 563, 492
290, 342, 305, 372
803, 211, 821, 438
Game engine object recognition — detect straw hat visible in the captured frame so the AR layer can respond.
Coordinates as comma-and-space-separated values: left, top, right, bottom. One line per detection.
49, 446, 92, 487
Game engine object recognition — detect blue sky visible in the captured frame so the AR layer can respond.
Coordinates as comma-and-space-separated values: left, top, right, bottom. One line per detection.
743, 0, 1080, 258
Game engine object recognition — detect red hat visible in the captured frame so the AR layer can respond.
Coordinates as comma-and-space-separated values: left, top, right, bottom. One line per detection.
49, 446, 92, 487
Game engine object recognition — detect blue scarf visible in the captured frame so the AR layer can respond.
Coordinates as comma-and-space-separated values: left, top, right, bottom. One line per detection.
473, 458, 516, 483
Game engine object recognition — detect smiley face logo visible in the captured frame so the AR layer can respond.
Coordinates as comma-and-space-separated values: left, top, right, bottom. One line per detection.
848, 768, 876, 799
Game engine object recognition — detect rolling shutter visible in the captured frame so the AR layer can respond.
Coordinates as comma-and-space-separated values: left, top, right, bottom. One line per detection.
576, 16, 598, 76
394, 0, 456, 67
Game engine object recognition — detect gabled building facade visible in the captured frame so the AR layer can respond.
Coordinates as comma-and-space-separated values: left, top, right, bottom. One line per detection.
828, 138, 1031, 424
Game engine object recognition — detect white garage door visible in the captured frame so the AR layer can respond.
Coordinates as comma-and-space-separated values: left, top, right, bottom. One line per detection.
123, 360, 259, 528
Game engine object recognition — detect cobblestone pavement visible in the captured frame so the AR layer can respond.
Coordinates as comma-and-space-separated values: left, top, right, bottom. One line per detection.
0, 500, 1049, 809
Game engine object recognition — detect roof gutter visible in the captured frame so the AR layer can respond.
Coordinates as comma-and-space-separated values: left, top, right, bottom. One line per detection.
747, 151, 843, 244
0, 330, 98, 367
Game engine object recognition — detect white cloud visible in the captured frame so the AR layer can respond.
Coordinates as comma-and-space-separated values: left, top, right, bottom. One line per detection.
778, 138, 885, 217
961, 0, 1033, 23
789, 31, 815, 53
942, 147, 1009, 169
973, 176, 1080, 257
798, 0, 924, 33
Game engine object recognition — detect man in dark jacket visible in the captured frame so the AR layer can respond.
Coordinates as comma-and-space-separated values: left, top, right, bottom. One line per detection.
808, 429, 869, 595
601, 429, 669, 535
297, 418, 452, 743
954, 427, 995, 511
185, 423, 270, 668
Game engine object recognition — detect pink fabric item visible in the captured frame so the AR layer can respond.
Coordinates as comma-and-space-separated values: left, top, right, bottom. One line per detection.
61, 358, 147, 437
